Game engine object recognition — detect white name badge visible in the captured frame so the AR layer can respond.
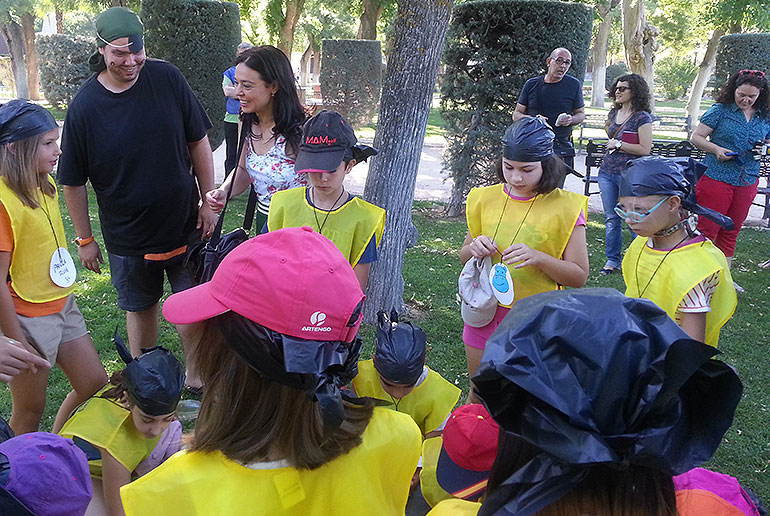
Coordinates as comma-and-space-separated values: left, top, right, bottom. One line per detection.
489, 262, 514, 305
49, 247, 76, 288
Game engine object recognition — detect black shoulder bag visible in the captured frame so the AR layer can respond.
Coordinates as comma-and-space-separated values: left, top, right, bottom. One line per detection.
185, 126, 258, 283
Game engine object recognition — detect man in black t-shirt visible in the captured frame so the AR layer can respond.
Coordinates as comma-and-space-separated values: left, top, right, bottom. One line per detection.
57, 8, 216, 388
514, 48, 585, 181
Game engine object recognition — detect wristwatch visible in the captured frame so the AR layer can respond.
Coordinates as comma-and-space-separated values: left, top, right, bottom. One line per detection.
74, 236, 95, 247
614, 141, 622, 150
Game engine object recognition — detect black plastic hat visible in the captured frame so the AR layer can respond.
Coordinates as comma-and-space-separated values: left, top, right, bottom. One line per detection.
0, 100, 57, 145
114, 330, 185, 416
217, 311, 363, 434
0, 417, 12, 445
619, 156, 734, 230
502, 116, 554, 162
372, 310, 426, 386
474, 288, 742, 516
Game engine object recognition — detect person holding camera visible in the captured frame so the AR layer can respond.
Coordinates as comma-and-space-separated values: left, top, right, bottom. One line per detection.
514, 48, 585, 181
690, 69, 770, 285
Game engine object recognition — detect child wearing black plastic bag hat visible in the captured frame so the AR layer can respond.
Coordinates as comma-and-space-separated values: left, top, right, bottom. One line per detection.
617, 156, 737, 346
428, 288, 748, 516
59, 332, 184, 516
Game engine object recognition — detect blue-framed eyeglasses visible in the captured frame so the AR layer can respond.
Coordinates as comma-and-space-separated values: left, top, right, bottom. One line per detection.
614, 197, 668, 223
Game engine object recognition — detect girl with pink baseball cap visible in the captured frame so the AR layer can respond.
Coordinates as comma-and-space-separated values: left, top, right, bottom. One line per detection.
120, 227, 421, 515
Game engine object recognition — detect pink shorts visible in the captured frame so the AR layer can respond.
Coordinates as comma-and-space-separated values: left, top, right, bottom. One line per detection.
463, 305, 510, 350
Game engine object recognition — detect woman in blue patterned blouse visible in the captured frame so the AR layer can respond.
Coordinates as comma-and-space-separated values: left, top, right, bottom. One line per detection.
691, 70, 770, 284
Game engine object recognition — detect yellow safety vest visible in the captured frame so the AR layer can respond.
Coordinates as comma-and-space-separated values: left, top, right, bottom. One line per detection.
427, 498, 481, 516
120, 408, 421, 516
352, 359, 461, 437
59, 388, 160, 478
0, 177, 74, 302
421, 436, 453, 508
623, 236, 736, 347
466, 185, 586, 307
267, 187, 385, 267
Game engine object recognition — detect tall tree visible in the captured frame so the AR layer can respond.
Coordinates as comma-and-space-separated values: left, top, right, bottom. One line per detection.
362, 0, 453, 321
21, 12, 39, 100
266, 0, 306, 55
684, 0, 770, 129
0, 8, 28, 99
621, 0, 657, 107
356, 0, 392, 40
590, 0, 619, 107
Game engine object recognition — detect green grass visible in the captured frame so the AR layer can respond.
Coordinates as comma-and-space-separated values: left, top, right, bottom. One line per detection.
400, 201, 770, 503
8, 186, 769, 503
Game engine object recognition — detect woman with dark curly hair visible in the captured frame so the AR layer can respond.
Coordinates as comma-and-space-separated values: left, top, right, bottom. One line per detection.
597, 73, 653, 275
690, 70, 770, 284
206, 45, 308, 231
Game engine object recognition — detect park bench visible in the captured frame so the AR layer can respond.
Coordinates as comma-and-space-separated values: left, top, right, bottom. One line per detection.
583, 138, 770, 227
577, 113, 693, 149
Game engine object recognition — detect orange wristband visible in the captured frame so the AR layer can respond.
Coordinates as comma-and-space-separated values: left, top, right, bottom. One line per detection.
74, 236, 95, 247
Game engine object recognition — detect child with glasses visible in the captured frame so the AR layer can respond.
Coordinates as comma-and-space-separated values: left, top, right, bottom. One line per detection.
616, 156, 737, 346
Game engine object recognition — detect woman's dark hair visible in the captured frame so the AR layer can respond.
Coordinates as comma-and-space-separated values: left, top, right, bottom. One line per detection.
609, 73, 652, 113
716, 70, 770, 117
484, 432, 678, 516
235, 45, 307, 157
495, 155, 567, 195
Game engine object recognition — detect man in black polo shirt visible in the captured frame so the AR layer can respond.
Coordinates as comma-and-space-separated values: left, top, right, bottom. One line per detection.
514, 48, 585, 183
57, 7, 216, 387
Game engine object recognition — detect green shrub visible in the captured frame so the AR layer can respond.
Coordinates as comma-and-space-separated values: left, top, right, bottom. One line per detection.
37, 33, 93, 108
604, 62, 628, 91
141, 0, 241, 150
320, 39, 382, 128
441, 0, 592, 214
655, 56, 697, 100
713, 33, 770, 95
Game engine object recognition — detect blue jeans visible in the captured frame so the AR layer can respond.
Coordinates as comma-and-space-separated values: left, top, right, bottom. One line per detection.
598, 171, 624, 268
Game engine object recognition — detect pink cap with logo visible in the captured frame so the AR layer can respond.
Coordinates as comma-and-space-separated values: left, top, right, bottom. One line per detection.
162, 226, 365, 342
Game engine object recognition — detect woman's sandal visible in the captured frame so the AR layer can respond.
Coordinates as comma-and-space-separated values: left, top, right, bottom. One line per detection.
599, 266, 619, 276
758, 259, 770, 269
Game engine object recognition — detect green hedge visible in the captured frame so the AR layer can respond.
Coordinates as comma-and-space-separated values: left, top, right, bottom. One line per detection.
655, 56, 697, 100
605, 62, 628, 92
714, 33, 770, 95
141, 0, 241, 150
320, 39, 383, 129
37, 33, 93, 108
441, 0, 592, 209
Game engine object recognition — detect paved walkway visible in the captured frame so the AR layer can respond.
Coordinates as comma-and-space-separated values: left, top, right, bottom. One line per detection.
213, 139, 769, 227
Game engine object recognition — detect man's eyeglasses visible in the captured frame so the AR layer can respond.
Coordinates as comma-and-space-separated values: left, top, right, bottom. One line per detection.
614, 197, 668, 223
739, 69, 765, 78
615, 86, 629, 93
553, 57, 571, 66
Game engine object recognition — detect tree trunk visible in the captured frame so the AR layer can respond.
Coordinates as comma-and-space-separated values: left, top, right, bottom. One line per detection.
362, 0, 454, 321
111, 0, 127, 7
55, 8, 64, 34
357, 0, 384, 40
445, 110, 483, 217
621, 0, 658, 109
685, 28, 724, 132
590, 1, 614, 107
2, 20, 28, 99
277, 0, 305, 56
21, 12, 39, 101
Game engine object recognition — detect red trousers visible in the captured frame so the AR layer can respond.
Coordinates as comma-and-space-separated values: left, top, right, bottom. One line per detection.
695, 174, 758, 258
